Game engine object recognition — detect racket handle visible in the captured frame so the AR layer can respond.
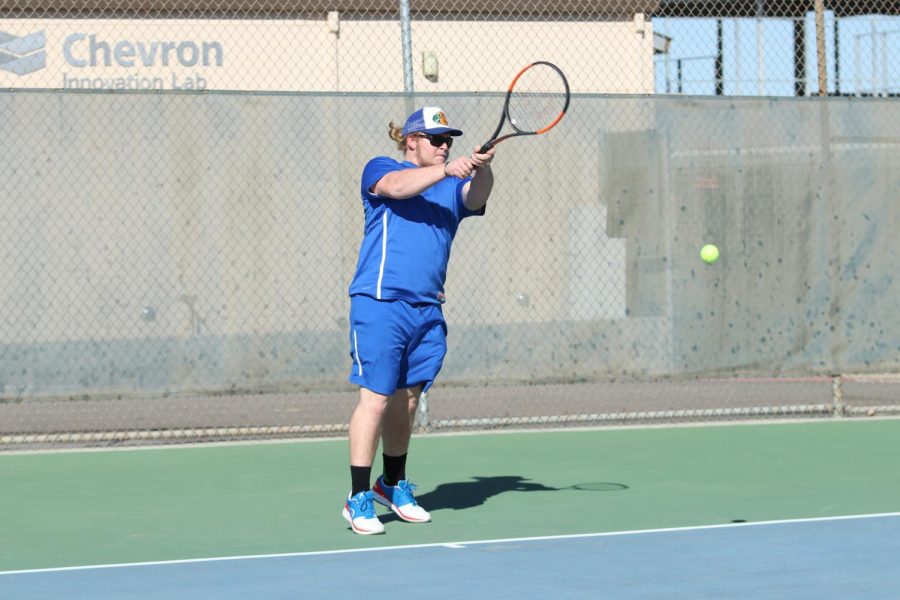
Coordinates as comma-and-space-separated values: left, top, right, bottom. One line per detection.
478, 141, 494, 154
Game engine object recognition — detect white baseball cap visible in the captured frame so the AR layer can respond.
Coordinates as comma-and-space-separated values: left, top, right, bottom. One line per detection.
401, 106, 463, 137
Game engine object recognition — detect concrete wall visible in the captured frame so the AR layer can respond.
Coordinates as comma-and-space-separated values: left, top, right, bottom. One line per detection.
1, 92, 897, 399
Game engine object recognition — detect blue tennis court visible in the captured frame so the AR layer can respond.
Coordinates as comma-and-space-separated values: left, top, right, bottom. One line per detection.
4, 514, 900, 599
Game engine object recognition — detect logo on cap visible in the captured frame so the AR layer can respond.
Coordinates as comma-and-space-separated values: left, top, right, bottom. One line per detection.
432, 111, 448, 126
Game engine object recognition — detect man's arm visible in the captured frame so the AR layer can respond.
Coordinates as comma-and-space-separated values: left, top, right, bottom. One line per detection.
373, 157, 477, 199
372, 164, 446, 199
462, 148, 496, 211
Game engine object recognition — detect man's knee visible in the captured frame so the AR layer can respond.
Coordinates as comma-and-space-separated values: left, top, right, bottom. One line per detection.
358, 388, 391, 417
393, 386, 422, 410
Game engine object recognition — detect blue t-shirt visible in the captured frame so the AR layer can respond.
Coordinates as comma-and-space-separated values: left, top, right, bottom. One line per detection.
348, 156, 484, 305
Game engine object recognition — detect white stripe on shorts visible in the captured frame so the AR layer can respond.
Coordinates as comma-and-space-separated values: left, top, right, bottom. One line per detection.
353, 329, 363, 375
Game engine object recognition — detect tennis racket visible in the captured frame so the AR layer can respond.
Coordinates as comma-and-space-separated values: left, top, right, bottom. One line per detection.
478, 61, 570, 153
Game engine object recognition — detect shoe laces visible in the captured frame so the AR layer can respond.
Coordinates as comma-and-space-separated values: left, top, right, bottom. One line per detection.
352, 490, 375, 516
396, 480, 418, 504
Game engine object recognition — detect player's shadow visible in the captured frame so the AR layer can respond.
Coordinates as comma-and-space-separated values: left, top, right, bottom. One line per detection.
378, 475, 555, 523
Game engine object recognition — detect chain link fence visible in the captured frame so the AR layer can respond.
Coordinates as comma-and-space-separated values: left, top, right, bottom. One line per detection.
1, 1, 898, 449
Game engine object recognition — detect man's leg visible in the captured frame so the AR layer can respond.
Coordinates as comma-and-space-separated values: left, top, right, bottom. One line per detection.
381, 385, 421, 458
349, 387, 391, 473
343, 387, 390, 535
373, 385, 431, 523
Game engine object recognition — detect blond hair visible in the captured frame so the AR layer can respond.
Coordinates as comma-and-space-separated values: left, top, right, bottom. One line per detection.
388, 121, 407, 151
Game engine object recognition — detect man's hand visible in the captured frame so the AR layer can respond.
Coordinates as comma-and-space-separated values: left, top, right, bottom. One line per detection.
470, 146, 496, 171
443, 156, 476, 179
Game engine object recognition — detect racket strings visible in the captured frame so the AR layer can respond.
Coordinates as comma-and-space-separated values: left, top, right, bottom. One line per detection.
507, 65, 568, 133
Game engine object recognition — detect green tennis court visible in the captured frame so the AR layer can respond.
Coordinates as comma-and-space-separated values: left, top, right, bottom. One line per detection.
3, 418, 899, 598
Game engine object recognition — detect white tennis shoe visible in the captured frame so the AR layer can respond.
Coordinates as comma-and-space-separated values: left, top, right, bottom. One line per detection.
342, 490, 385, 535
372, 476, 431, 523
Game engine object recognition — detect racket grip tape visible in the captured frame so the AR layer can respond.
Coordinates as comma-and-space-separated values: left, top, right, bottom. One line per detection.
478, 141, 494, 153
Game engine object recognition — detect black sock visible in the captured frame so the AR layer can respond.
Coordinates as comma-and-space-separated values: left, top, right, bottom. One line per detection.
350, 465, 372, 496
382, 453, 407, 486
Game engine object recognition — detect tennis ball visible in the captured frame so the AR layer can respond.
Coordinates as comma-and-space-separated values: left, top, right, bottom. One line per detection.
700, 244, 720, 264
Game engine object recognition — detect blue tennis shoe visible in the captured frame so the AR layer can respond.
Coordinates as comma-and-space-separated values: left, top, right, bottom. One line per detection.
372, 476, 431, 523
342, 490, 385, 535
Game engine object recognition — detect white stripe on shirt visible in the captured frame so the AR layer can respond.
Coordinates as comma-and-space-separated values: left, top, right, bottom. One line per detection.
376, 212, 388, 299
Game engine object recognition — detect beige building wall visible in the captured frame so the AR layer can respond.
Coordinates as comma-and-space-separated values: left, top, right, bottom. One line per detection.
0, 16, 655, 93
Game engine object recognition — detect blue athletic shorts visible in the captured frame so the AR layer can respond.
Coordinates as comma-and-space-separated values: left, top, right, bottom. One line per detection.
348, 295, 447, 396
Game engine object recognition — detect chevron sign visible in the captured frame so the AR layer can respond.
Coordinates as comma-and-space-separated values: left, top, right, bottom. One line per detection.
0, 30, 47, 75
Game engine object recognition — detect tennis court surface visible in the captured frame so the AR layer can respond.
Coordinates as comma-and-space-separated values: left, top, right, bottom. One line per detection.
3, 419, 899, 598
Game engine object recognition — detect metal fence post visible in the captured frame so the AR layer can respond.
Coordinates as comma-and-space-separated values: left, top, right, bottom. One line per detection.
399, 0, 415, 95
815, 0, 828, 95
832, 374, 846, 417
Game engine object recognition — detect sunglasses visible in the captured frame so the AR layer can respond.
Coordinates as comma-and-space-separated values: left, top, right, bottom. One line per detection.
415, 133, 454, 149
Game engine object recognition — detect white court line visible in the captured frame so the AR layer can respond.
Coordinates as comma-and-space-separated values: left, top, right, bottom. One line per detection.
2, 512, 899, 577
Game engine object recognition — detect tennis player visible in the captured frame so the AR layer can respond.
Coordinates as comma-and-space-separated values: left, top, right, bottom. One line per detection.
342, 107, 496, 534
